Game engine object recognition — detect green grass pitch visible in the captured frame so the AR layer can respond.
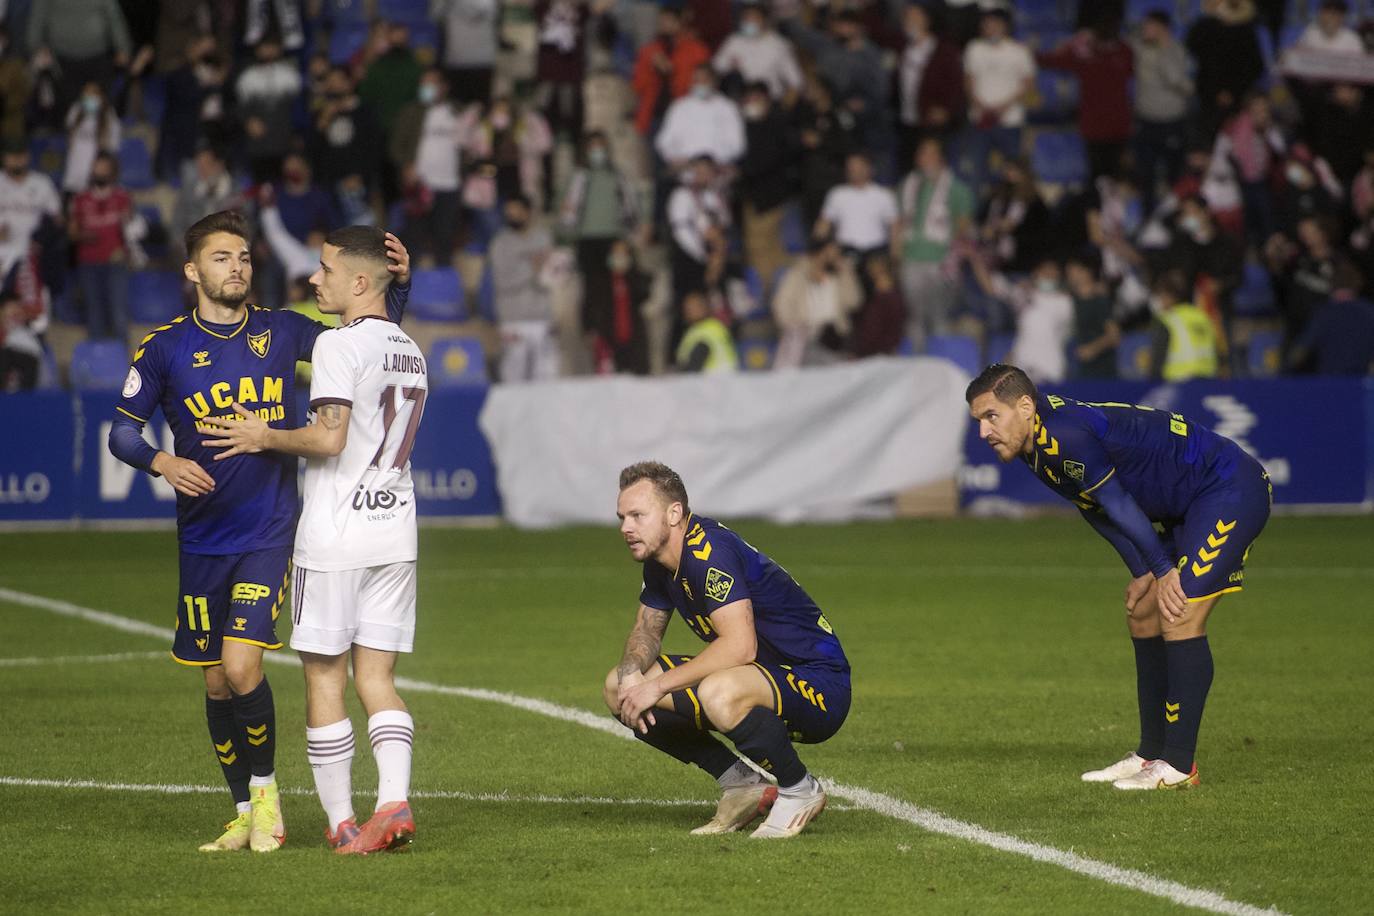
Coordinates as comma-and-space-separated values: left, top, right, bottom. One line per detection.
1, 515, 1370, 915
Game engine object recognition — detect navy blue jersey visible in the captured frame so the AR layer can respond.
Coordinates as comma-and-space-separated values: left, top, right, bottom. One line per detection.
115, 307, 323, 554
639, 516, 849, 672
1025, 394, 1257, 577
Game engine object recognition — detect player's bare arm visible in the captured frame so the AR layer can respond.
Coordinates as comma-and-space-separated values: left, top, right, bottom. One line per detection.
201, 401, 350, 460
149, 451, 216, 497
617, 600, 758, 730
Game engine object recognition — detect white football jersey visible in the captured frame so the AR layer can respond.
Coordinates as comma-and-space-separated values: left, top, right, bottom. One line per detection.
294, 316, 428, 571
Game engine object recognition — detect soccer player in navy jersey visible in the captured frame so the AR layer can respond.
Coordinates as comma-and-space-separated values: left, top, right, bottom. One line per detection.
967, 364, 1272, 790
106, 210, 411, 850
606, 462, 851, 838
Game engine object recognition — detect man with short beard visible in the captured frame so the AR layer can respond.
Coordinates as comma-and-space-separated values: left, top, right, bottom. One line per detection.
606, 462, 851, 839
106, 210, 412, 854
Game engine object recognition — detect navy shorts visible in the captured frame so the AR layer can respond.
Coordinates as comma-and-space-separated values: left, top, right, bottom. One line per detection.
656, 654, 851, 745
173, 547, 292, 666
1163, 459, 1272, 602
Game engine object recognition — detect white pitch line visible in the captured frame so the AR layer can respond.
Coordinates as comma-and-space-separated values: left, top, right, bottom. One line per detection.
0, 586, 1287, 916
0, 651, 166, 668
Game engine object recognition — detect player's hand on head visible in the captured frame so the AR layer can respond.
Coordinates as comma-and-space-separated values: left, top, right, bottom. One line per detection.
1155, 567, 1189, 623
384, 232, 411, 285
152, 453, 215, 498
200, 402, 271, 460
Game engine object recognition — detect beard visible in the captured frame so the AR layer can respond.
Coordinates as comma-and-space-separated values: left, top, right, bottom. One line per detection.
206, 278, 249, 306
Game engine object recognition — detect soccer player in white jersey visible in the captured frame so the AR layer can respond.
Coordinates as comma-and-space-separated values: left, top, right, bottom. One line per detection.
202, 225, 428, 854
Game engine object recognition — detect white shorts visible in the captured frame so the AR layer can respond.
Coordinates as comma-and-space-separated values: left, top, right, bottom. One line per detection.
290, 562, 416, 656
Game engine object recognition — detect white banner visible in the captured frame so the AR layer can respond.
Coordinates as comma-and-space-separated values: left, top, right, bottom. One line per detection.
479, 357, 971, 528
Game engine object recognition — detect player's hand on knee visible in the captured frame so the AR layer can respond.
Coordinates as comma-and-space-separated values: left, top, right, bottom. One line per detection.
619, 677, 664, 734
1124, 573, 1153, 614
150, 452, 215, 497
1155, 568, 1189, 623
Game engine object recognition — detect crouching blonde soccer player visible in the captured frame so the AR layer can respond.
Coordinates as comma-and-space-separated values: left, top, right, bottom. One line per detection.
608, 463, 851, 838
203, 226, 427, 851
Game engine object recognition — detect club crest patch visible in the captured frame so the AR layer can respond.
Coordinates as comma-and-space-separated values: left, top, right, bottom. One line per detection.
247, 329, 271, 359
122, 367, 142, 398
704, 567, 735, 603
1063, 460, 1085, 482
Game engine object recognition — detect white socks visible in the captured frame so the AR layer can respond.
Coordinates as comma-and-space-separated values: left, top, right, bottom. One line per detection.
717, 759, 764, 790
306, 719, 355, 832
368, 709, 414, 809
248, 772, 275, 788
778, 774, 817, 798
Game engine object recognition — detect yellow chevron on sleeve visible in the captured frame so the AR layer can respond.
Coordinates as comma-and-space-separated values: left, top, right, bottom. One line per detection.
1037, 426, 1048, 446
691, 541, 713, 561
1043, 436, 1059, 456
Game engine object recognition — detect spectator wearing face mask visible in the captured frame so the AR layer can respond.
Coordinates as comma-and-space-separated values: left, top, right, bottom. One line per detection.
781, 10, 891, 162
655, 65, 746, 177
559, 131, 640, 332
968, 250, 1075, 385
713, 4, 803, 102
771, 237, 862, 369
391, 68, 476, 266
235, 33, 302, 183
1167, 195, 1241, 355
313, 65, 384, 210
632, 7, 711, 138
961, 9, 1036, 193
491, 194, 560, 382
586, 239, 651, 376
738, 83, 795, 299
0, 140, 63, 283
62, 81, 121, 193
896, 137, 972, 352
667, 156, 730, 312
894, 3, 964, 169
465, 96, 554, 210
68, 151, 132, 341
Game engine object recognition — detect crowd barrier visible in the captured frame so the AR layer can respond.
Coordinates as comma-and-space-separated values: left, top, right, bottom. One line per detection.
3, 371, 1371, 525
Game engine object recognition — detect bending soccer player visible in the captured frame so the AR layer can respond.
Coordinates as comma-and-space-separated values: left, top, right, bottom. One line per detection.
202, 226, 426, 853
607, 463, 851, 838
966, 364, 1272, 789
108, 211, 410, 852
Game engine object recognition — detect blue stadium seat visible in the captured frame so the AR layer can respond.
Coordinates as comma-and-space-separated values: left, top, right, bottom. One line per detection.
128, 271, 187, 324
329, 23, 369, 65
1032, 131, 1087, 186
737, 338, 775, 371
321, 0, 369, 24
1030, 70, 1079, 125
925, 333, 982, 376
29, 135, 66, 182
378, 0, 431, 25
1116, 331, 1154, 380
409, 20, 440, 53
475, 265, 496, 322
70, 339, 132, 390
119, 137, 155, 190
1247, 329, 1283, 378
139, 74, 167, 125
1233, 261, 1276, 316
408, 267, 466, 321
743, 266, 764, 303
781, 205, 808, 253
1017, 0, 1065, 32
428, 337, 488, 387
895, 336, 917, 357
985, 331, 1015, 365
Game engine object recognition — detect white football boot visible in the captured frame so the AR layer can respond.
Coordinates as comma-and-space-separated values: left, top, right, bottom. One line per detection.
1081, 752, 1148, 783
1113, 759, 1200, 790
750, 776, 826, 839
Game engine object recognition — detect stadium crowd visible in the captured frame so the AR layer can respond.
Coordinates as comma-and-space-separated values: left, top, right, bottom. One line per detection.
2, 0, 1374, 392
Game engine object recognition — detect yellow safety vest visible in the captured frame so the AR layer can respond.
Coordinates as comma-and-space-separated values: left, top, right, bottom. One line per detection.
676, 317, 739, 373
1160, 304, 1219, 381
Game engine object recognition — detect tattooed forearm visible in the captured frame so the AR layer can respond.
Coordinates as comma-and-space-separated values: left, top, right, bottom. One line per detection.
319, 404, 345, 430
616, 607, 671, 680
